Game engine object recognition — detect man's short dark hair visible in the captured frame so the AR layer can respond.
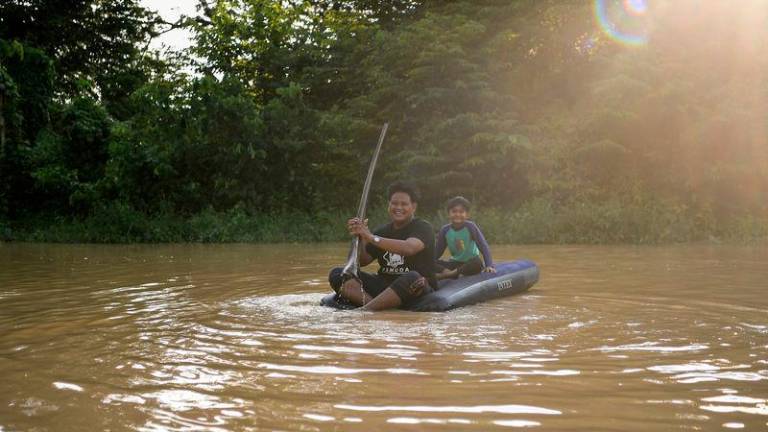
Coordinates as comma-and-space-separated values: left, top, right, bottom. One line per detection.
446, 196, 471, 212
387, 181, 419, 203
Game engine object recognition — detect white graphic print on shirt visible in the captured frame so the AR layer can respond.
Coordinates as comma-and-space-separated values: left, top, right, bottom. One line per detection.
382, 251, 409, 274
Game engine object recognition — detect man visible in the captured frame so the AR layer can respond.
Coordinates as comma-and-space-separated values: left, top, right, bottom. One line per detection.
328, 181, 437, 311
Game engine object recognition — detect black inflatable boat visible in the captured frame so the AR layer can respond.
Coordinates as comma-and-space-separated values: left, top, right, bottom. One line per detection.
320, 259, 539, 312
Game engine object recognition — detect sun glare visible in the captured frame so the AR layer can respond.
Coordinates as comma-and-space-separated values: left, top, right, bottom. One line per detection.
594, 0, 649, 46
623, 0, 648, 16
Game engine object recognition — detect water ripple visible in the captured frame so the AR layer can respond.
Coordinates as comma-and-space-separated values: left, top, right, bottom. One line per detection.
257, 362, 427, 376
293, 344, 422, 356
594, 342, 709, 353
2, 243, 767, 431
699, 405, 768, 415
335, 403, 561, 415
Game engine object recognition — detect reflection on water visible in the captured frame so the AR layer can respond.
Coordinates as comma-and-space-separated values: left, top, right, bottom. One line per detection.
0, 243, 766, 431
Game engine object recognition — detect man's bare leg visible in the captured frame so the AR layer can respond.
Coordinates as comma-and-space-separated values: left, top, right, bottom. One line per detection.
361, 287, 402, 311
338, 278, 373, 306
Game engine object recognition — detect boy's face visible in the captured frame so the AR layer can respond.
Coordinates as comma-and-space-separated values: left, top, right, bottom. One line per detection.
388, 191, 416, 225
448, 206, 469, 225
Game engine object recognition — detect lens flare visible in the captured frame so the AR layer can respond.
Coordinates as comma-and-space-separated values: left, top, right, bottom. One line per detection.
595, 0, 649, 46
624, 0, 648, 15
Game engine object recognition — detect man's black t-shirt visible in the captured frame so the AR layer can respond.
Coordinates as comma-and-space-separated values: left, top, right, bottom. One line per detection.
366, 218, 437, 289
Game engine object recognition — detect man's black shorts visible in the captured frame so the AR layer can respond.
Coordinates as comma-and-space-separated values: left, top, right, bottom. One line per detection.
328, 267, 433, 305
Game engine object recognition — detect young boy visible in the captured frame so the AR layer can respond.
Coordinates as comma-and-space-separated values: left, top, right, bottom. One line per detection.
435, 196, 495, 280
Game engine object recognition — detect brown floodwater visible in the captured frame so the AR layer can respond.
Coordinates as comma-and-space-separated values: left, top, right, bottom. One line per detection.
0, 243, 766, 431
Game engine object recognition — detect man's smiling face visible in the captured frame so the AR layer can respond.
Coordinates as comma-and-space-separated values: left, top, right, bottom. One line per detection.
388, 191, 416, 226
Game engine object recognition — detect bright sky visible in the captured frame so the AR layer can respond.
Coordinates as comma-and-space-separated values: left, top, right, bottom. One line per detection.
141, 0, 199, 51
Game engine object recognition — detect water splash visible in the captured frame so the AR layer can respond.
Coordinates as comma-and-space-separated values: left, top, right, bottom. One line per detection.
594, 0, 650, 46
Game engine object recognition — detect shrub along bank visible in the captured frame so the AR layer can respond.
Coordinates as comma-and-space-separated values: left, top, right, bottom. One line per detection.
4, 198, 766, 244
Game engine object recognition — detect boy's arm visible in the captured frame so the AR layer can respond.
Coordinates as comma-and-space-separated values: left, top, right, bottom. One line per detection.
467, 221, 494, 268
434, 225, 449, 260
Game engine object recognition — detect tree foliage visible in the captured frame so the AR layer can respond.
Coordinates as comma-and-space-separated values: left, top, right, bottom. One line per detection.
1, 0, 766, 242
0, 0, 157, 104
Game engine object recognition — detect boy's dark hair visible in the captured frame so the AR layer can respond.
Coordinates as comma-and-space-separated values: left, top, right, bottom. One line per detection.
446, 196, 471, 212
387, 181, 420, 203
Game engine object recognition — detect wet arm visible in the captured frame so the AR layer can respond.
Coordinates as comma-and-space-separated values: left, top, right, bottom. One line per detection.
349, 217, 377, 266
468, 222, 494, 267
362, 232, 425, 257
359, 239, 375, 266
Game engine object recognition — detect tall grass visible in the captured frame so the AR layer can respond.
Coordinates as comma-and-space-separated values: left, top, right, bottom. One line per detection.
3, 198, 766, 244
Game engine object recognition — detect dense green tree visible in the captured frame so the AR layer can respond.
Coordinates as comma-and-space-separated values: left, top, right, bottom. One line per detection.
0, 0, 162, 217
0, 41, 56, 217
331, 2, 536, 208
0, 0, 158, 109
1, 0, 766, 242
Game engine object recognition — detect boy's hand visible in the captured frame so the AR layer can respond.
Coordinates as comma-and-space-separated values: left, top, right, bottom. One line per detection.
483, 266, 496, 273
